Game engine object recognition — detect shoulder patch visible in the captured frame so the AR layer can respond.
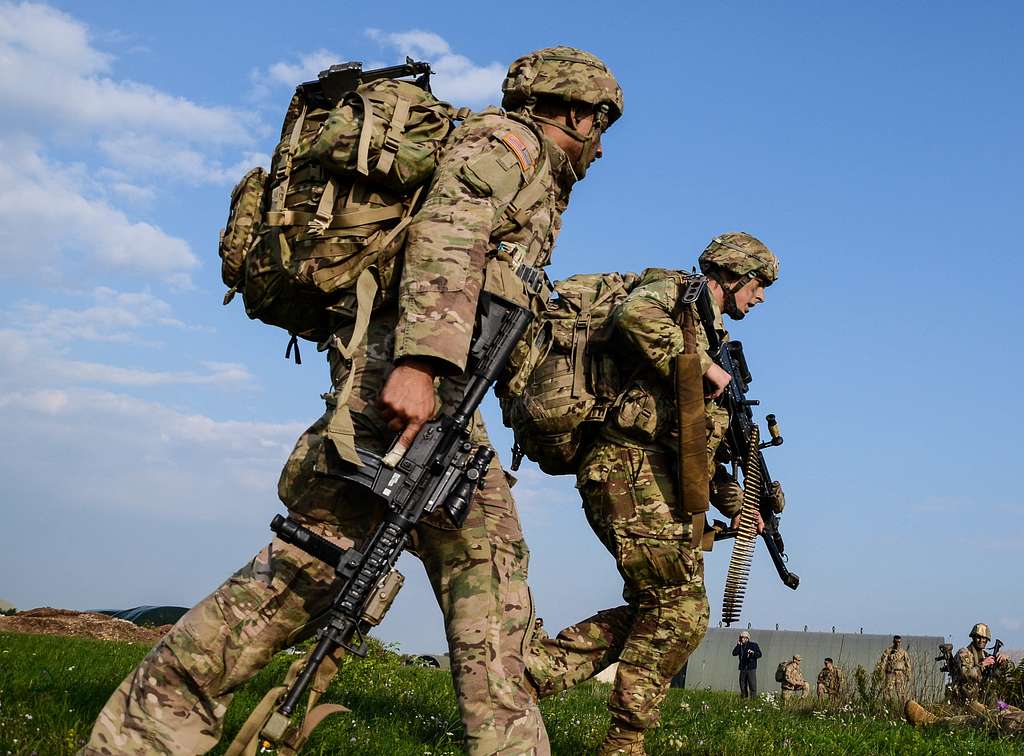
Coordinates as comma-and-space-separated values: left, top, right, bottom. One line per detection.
497, 130, 537, 173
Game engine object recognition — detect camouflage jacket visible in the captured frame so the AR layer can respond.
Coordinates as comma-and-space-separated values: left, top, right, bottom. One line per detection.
782, 661, 807, 690
817, 666, 842, 694
952, 645, 985, 700
880, 647, 911, 677
597, 269, 737, 514
394, 108, 572, 374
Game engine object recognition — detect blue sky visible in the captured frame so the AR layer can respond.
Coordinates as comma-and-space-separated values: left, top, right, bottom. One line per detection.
1, 1, 1022, 657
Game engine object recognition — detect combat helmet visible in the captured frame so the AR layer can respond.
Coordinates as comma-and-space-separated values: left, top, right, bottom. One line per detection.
970, 623, 991, 641
699, 232, 779, 319
502, 46, 624, 179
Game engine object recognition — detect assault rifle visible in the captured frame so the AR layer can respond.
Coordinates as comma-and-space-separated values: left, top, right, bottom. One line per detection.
984, 639, 1005, 685
936, 639, 1004, 687
263, 266, 543, 740
684, 276, 800, 590
298, 57, 433, 109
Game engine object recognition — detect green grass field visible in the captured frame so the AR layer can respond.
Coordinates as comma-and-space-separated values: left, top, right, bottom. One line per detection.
1, 631, 1020, 755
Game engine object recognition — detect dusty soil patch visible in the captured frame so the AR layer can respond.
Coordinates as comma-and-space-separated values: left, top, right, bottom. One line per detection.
0, 607, 170, 644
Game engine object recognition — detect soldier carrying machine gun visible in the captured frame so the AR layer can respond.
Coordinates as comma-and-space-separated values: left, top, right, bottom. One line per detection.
681, 265, 798, 626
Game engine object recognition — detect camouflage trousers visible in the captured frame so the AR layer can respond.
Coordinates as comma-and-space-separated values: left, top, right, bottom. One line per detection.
883, 674, 910, 702
82, 315, 547, 756
527, 443, 709, 749
781, 683, 810, 700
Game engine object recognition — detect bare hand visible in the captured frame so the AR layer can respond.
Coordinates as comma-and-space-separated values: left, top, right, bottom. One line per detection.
379, 359, 438, 448
731, 510, 765, 534
704, 363, 731, 399
982, 655, 996, 668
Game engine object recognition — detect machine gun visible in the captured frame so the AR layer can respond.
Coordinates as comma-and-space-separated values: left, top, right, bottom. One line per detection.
297, 57, 433, 109
681, 276, 798, 625
936, 642, 956, 675
254, 265, 543, 746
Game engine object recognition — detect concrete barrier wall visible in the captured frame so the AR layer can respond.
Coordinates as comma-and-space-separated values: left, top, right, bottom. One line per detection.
679, 628, 947, 701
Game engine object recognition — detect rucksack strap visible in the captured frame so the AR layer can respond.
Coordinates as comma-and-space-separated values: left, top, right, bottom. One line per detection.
270, 103, 308, 214
322, 266, 379, 466
374, 95, 411, 179
571, 293, 592, 399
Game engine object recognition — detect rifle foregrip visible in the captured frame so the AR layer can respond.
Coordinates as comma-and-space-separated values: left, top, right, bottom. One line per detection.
271, 515, 346, 568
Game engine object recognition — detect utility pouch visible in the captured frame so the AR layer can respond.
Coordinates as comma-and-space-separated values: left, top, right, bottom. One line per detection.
219, 167, 268, 297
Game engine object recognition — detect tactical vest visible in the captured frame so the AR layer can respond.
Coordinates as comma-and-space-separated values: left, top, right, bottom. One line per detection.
500, 271, 640, 474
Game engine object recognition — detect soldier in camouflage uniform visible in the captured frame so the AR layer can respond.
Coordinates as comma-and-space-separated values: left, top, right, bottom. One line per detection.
949, 623, 1011, 704
878, 635, 912, 702
905, 623, 1015, 732
81, 47, 624, 756
816, 657, 842, 700
781, 655, 810, 700
526, 234, 781, 754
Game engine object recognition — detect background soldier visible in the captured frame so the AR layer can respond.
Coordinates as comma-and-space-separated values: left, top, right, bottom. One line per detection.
878, 634, 912, 702
781, 655, 810, 700
526, 234, 781, 755
817, 657, 842, 700
733, 630, 763, 698
950, 623, 1011, 704
81, 47, 624, 756
905, 622, 1015, 732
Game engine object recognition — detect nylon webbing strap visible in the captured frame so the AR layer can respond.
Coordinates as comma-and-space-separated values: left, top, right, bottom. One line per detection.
504, 164, 548, 228
370, 184, 424, 252
265, 203, 405, 230
571, 293, 592, 398
355, 92, 374, 176
375, 95, 410, 179
226, 646, 350, 756
325, 267, 378, 465
310, 178, 338, 235
270, 103, 308, 214
675, 308, 710, 550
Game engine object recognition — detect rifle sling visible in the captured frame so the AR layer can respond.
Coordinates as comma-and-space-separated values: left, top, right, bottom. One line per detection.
675, 306, 711, 551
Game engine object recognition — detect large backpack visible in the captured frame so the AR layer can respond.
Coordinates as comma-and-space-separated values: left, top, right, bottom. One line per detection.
775, 662, 788, 683
218, 60, 469, 353
500, 271, 641, 475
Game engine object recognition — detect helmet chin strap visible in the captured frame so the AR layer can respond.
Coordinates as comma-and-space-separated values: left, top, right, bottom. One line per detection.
527, 103, 606, 180
711, 272, 756, 320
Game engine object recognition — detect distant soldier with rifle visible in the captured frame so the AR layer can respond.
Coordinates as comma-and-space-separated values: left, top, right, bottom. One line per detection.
82, 46, 624, 756
525, 233, 785, 755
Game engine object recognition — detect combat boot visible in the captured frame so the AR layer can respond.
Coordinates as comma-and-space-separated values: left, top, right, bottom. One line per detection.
966, 700, 989, 717
905, 700, 939, 727
597, 723, 646, 756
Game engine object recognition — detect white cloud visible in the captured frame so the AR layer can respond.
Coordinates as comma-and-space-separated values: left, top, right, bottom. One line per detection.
0, 143, 198, 284
6, 287, 191, 344
266, 48, 342, 88
366, 29, 504, 105
98, 134, 269, 186
0, 326, 255, 392
57, 358, 255, 388
0, 2, 254, 144
0, 386, 305, 517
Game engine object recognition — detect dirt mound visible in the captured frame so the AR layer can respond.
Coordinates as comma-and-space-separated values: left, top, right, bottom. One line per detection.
0, 607, 170, 645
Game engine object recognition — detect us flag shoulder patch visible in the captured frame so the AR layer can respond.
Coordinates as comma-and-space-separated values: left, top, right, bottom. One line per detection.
498, 131, 535, 173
